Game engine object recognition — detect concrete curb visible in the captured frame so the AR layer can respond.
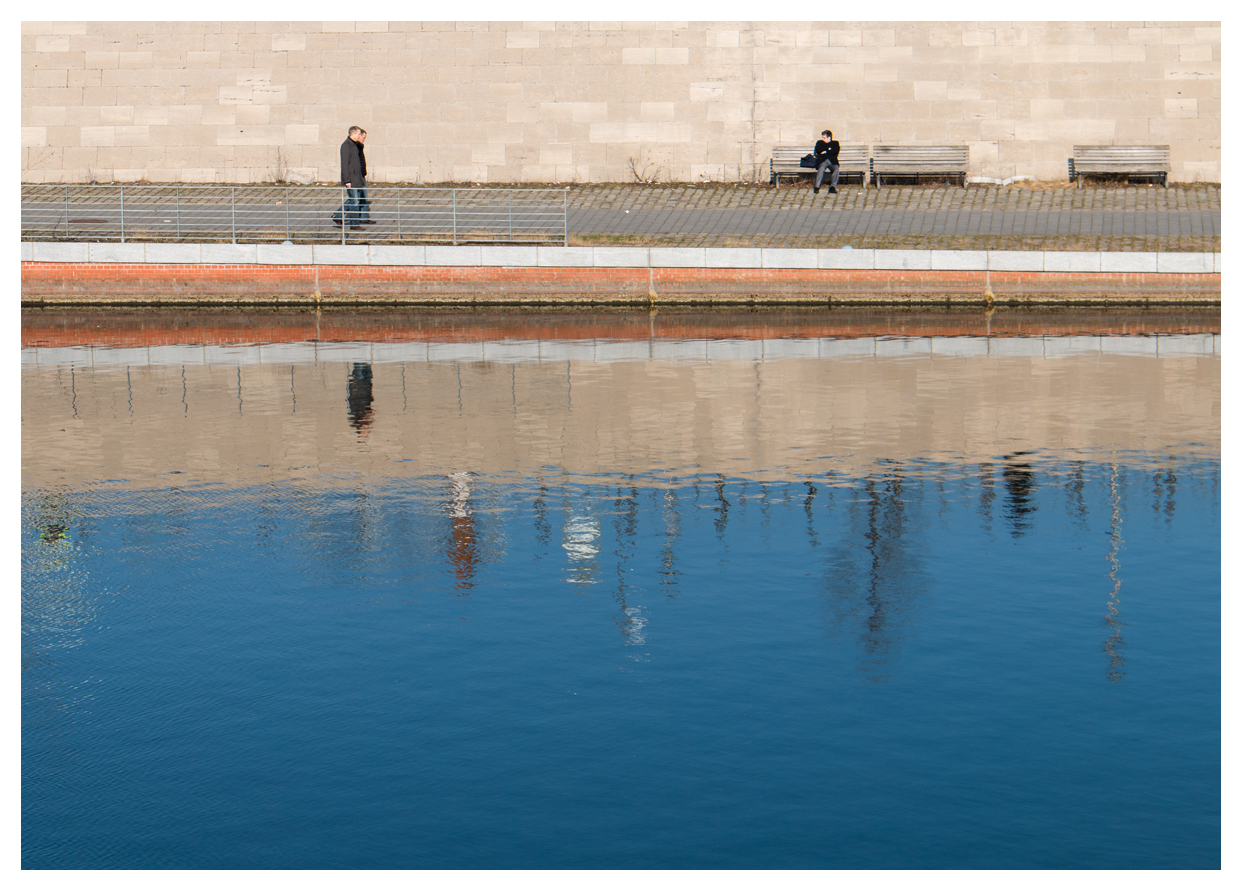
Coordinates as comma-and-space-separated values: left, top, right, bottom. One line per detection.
20, 242, 1223, 274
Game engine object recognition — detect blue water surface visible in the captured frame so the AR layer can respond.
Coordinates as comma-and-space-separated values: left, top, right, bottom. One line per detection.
22, 459, 1220, 868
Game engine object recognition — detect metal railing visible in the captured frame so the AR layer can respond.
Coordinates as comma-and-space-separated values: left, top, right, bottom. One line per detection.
20, 184, 571, 246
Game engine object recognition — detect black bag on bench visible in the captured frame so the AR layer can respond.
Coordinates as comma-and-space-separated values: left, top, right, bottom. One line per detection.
799, 153, 818, 168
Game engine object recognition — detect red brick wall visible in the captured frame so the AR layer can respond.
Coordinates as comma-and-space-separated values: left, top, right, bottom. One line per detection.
21, 262, 1222, 305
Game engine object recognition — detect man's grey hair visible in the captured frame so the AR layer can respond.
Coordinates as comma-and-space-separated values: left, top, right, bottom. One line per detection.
349, 125, 364, 136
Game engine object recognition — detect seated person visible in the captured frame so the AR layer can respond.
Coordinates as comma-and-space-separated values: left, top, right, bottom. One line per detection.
813, 129, 840, 194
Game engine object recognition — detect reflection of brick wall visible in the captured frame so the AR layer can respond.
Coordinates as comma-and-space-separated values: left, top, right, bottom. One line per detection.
20, 261, 1221, 304
20, 309, 1222, 349
21, 22, 1220, 185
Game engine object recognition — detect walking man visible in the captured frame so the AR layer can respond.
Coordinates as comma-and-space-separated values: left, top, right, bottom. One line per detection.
813, 129, 840, 195
333, 126, 372, 229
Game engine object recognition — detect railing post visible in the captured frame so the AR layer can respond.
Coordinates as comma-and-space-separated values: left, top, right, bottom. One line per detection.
285, 186, 290, 240
452, 189, 457, 245
563, 189, 568, 247
397, 187, 402, 241
508, 189, 513, 242
231, 186, 236, 244
64, 185, 70, 238
342, 186, 347, 245
119, 184, 125, 243
175, 186, 181, 240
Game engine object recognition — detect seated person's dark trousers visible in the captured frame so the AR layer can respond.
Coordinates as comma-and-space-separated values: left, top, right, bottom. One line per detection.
815, 159, 840, 190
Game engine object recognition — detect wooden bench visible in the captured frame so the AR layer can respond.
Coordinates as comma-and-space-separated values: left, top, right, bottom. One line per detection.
769, 145, 870, 187
1071, 145, 1170, 188
870, 145, 969, 188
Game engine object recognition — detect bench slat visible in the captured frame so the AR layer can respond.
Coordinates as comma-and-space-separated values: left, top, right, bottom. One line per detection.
1074, 145, 1169, 156
1074, 162, 1171, 170
1074, 154, 1170, 159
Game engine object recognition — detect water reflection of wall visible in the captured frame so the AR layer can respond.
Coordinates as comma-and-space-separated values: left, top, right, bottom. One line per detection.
21, 354, 1220, 492
22, 491, 97, 651
447, 472, 479, 595
22, 490, 103, 734
22, 461, 1218, 688
22, 352, 1218, 681
823, 467, 928, 680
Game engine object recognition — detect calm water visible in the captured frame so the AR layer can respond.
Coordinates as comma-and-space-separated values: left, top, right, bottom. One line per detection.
22, 309, 1220, 868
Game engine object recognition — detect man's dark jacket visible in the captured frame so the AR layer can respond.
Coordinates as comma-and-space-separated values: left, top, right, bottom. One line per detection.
814, 138, 840, 165
340, 136, 366, 187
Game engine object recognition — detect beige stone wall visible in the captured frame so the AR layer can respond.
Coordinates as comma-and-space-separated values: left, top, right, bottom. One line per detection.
21, 21, 1221, 185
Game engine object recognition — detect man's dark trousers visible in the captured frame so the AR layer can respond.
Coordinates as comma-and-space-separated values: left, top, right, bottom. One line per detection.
815, 159, 840, 190
334, 187, 369, 227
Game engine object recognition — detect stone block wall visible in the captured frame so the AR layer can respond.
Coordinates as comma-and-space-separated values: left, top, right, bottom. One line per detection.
21, 21, 1221, 184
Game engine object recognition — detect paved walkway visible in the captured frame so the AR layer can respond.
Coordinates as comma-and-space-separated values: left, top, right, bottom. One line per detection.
21, 181, 1221, 252
565, 182, 1220, 251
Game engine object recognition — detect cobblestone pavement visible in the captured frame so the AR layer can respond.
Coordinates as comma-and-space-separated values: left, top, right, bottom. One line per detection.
565, 182, 1221, 251
20, 180, 1221, 253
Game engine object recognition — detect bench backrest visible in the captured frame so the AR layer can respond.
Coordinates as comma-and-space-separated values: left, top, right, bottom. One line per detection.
1072, 145, 1170, 172
770, 145, 870, 171
871, 145, 969, 173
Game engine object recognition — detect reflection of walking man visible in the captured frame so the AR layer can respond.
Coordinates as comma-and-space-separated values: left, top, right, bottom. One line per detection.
346, 362, 374, 436
333, 126, 372, 229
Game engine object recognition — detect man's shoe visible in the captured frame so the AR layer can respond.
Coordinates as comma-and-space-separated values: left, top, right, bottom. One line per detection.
359, 220, 377, 225
349, 225, 363, 230
828, 187, 837, 194
813, 187, 819, 194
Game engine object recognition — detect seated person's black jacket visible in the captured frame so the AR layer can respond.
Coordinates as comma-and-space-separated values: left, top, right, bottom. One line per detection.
814, 139, 840, 165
